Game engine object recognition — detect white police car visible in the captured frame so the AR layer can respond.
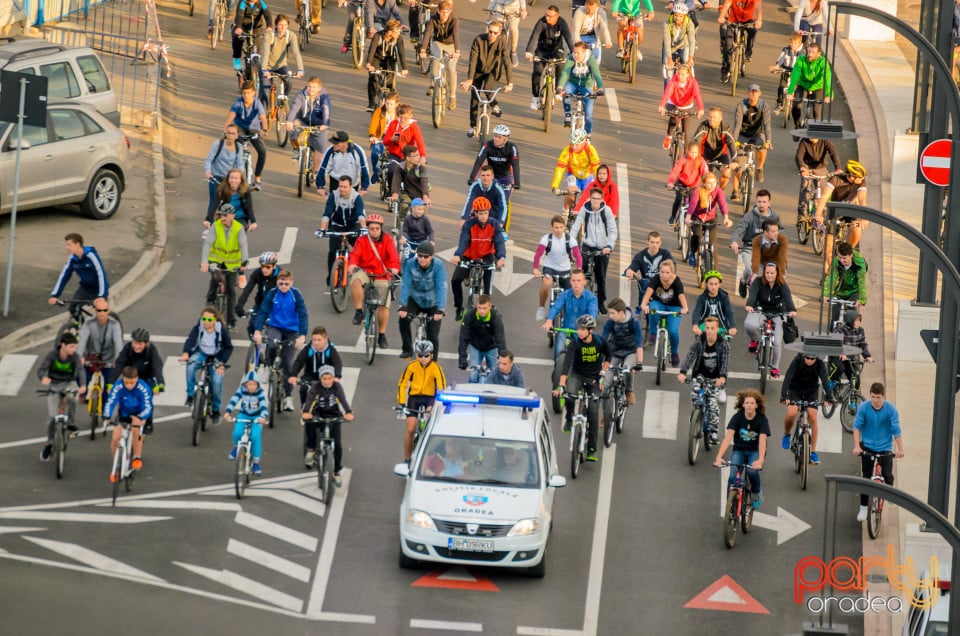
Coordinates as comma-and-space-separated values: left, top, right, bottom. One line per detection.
903, 565, 950, 636
393, 385, 566, 578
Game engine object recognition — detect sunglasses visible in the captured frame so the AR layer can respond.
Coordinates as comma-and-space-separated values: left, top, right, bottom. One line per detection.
418, 354, 432, 359
95, 308, 110, 313
277, 281, 293, 286
417, 254, 432, 259
804, 356, 817, 361
201, 316, 216, 322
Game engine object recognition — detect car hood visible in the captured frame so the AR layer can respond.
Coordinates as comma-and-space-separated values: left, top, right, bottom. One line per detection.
410, 482, 544, 522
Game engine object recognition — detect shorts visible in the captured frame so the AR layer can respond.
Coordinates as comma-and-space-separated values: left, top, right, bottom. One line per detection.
565, 174, 592, 192
541, 266, 571, 281
705, 153, 731, 166
349, 270, 393, 308
406, 394, 436, 414
786, 389, 819, 404
737, 133, 764, 148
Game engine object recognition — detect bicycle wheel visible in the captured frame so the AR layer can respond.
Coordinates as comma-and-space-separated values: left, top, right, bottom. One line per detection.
419, 46, 430, 75
542, 77, 553, 132
189, 0, 195, 16
191, 391, 205, 446
365, 311, 379, 364
626, 40, 637, 84
478, 114, 488, 146
867, 496, 882, 539
267, 372, 279, 428
322, 446, 335, 504
352, 21, 364, 69
570, 423, 582, 478
331, 260, 348, 312
616, 393, 627, 433
214, 290, 228, 324
741, 172, 754, 216
248, 57, 261, 98
723, 491, 739, 548
88, 388, 101, 440
54, 425, 65, 479
111, 448, 123, 506
125, 459, 133, 493
602, 393, 616, 448
297, 149, 308, 198
431, 78, 445, 128
275, 102, 289, 147
840, 392, 864, 434
678, 222, 690, 262
758, 341, 770, 394
729, 47, 741, 96
821, 385, 838, 418
687, 407, 703, 465
695, 250, 705, 288
235, 446, 248, 499
741, 491, 754, 533
811, 221, 825, 255
655, 335, 666, 386
796, 212, 810, 245
800, 431, 810, 490
211, 3, 223, 50
551, 364, 563, 413
669, 134, 683, 165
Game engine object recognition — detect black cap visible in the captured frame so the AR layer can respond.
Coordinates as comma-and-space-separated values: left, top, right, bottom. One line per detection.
416, 242, 435, 256
329, 130, 349, 143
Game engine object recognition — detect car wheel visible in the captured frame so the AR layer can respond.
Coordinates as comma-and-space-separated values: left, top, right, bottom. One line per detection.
525, 554, 545, 578
398, 546, 420, 569
80, 168, 122, 219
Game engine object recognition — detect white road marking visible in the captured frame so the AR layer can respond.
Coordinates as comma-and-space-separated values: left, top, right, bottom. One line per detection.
0, 512, 171, 523
817, 410, 844, 454
24, 536, 164, 582
226, 538, 312, 582
605, 88, 621, 122
111, 500, 241, 512
615, 163, 631, 302
0, 354, 36, 396
719, 465, 731, 518
226, 489, 327, 517
642, 390, 678, 439
305, 468, 352, 618
411, 619, 483, 632
154, 356, 187, 406
174, 562, 304, 612
340, 366, 359, 403
0, 526, 45, 534
517, 628, 580, 636
493, 241, 535, 296
751, 507, 811, 545
277, 226, 299, 265
234, 511, 318, 552
0, 435, 49, 450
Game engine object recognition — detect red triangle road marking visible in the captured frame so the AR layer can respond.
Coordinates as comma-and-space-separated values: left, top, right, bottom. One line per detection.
411, 566, 500, 592
684, 574, 769, 614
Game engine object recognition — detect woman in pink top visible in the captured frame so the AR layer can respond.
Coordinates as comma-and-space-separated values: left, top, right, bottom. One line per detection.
664, 141, 707, 224
657, 64, 704, 151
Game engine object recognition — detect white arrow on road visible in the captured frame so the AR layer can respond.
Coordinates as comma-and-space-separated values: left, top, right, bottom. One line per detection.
751, 506, 811, 545
436, 241, 534, 296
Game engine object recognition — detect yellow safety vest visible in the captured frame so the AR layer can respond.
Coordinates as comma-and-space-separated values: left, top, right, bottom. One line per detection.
209, 221, 242, 269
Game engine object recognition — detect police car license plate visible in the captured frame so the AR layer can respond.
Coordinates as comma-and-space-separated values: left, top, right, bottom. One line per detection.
448, 537, 494, 552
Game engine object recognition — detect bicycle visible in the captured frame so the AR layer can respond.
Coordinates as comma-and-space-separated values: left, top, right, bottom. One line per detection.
563, 388, 601, 478
812, 216, 854, 258
565, 91, 598, 139
315, 229, 364, 312
369, 68, 401, 113
649, 309, 681, 386
348, 0, 366, 69
580, 247, 601, 294
862, 450, 894, 539
54, 298, 92, 341
428, 51, 452, 128
237, 32, 263, 94
734, 143, 761, 215
410, 312, 434, 349
470, 85, 504, 145
210, 0, 230, 50
689, 219, 717, 287
823, 355, 864, 433
361, 277, 396, 364
263, 338, 295, 427
686, 375, 720, 465
236, 133, 257, 188
38, 387, 79, 479
228, 414, 261, 498
543, 272, 570, 348
661, 50, 692, 85
303, 415, 343, 505
725, 21, 753, 96
395, 402, 429, 454
718, 461, 758, 549
549, 327, 577, 413
664, 109, 697, 164
786, 398, 820, 490
534, 56, 564, 132
485, 8, 519, 46
754, 311, 785, 394
556, 189, 581, 232
771, 67, 792, 128
190, 358, 222, 446
791, 94, 822, 130
264, 71, 292, 147
376, 151, 392, 201
467, 363, 492, 384
601, 362, 634, 447
294, 125, 323, 197
297, 0, 311, 49
795, 172, 831, 249
621, 17, 644, 83
414, 2, 439, 73
459, 259, 497, 310
207, 262, 234, 322
672, 184, 693, 262
109, 418, 136, 506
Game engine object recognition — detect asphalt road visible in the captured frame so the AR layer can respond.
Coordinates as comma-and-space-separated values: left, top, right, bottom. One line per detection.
0, 1, 873, 633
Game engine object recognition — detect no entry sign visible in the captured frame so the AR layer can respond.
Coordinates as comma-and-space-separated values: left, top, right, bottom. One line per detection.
919, 139, 953, 187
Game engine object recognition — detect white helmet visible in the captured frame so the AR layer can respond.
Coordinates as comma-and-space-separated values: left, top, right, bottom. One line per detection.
672, 3, 690, 15
493, 124, 511, 136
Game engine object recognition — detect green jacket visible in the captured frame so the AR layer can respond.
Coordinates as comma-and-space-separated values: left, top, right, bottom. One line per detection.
611, 0, 654, 16
787, 53, 833, 98
823, 251, 867, 305
558, 54, 603, 90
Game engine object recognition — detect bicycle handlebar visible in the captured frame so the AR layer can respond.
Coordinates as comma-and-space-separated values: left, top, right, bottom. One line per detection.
457, 260, 498, 270
664, 109, 698, 118
37, 387, 80, 396
717, 461, 762, 471
533, 56, 565, 64
470, 85, 504, 101
314, 229, 367, 239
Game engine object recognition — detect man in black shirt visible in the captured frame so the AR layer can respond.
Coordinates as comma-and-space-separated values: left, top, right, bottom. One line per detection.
524, 6, 574, 110
781, 352, 833, 465
554, 314, 610, 461
468, 125, 522, 198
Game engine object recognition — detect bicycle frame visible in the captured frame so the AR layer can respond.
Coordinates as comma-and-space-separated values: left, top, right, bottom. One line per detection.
470, 85, 504, 142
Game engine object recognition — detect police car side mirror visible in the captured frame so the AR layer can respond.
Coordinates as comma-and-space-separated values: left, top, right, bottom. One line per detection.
548, 474, 567, 488
394, 462, 410, 477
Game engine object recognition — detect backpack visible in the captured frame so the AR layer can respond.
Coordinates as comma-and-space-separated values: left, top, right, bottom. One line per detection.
544, 232, 573, 259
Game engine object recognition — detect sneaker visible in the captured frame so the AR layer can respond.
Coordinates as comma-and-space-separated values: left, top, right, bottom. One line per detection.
626, 390, 636, 404
738, 276, 748, 298
340, 44, 349, 54
670, 353, 680, 368
774, 105, 784, 115
456, 307, 465, 322
283, 396, 296, 411
211, 411, 221, 426
756, 169, 765, 183
185, 395, 194, 408
304, 450, 316, 466
448, 97, 457, 110
492, 105, 503, 118
252, 180, 262, 191
752, 492, 763, 509
770, 368, 780, 379
510, 52, 519, 67
207, 27, 213, 39
562, 420, 572, 433
535, 306, 546, 321
466, 129, 476, 138
365, 105, 374, 113
586, 449, 598, 462
809, 451, 820, 465
353, 309, 364, 325
717, 388, 727, 404
143, 421, 154, 435
781, 434, 791, 450
227, 322, 238, 333
232, 58, 242, 71
721, 73, 730, 84
530, 96, 540, 111
857, 505, 869, 522
40, 444, 52, 462
131, 457, 143, 471
67, 424, 79, 433
745, 55, 752, 62
399, 349, 412, 359
730, 190, 740, 202
662, 136, 670, 150
228, 447, 238, 460
378, 334, 389, 348
636, 50, 643, 61
333, 472, 343, 487
563, 113, 571, 127
252, 462, 262, 476
598, 305, 608, 315
292, 150, 300, 161
709, 429, 719, 444
616, 48, 625, 59
748, 340, 758, 353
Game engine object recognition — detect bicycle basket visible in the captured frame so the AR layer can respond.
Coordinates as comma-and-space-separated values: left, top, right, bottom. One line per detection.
364, 284, 384, 306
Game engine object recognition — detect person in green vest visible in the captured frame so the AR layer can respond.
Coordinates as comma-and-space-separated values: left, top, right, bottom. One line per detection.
201, 203, 250, 332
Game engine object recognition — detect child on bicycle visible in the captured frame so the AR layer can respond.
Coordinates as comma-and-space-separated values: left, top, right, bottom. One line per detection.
713, 388, 771, 509
301, 366, 355, 484
38, 332, 86, 462
550, 130, 601, 218
553, 314, 610, 461
397, 340, 447, 462
827, 310, 873, 386
768, 32, 804, 115
601, 298, 643, 404
677, 317, 729, 441
400, 197, 436, 261
684, 172, 731, 269
691, 270, 737, 338
103, 366, 154, 474
665, 140, 707, 225
225, 370, 269, 476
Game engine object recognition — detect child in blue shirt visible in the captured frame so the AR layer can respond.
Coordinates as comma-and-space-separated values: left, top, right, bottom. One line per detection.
225, 370, 269, 475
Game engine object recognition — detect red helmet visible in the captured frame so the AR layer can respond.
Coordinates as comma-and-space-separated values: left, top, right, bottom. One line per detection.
366, 213, 385, 225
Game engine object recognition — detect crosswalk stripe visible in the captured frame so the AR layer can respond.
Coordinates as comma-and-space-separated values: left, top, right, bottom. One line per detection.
154, 356, 186, 406
642, 390, 679, 439
24, 536, 164, 582
226, 538, 312, 582
233, 511, 318, 552
340, 366, 359, 404
277, 226, 299, 266
174, 562, 303, 612
817, 409, 844, 454
0, 354, 37, 396
606, 88, 621, 122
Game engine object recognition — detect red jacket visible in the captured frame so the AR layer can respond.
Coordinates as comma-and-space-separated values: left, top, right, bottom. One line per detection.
666, 155, 708, 188
349, 233, 400, 279
574, 170, 620, 217
384, 118, 427, 160
659, 75, 705, 111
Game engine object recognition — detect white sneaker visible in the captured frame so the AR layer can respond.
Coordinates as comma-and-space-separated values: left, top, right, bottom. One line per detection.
717, 388, 727, 404
536, 306, 546, 321
304, 450, 316, 466
856, 505, 869, 522
530, 96, 540, 111
637, 50, 643, 61
283, 396, 296, 412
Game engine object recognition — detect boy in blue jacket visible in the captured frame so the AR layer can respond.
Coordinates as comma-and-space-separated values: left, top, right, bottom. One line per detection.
104, 366, 154, 474
253, 269, 309, 411
225, 370, 269, 475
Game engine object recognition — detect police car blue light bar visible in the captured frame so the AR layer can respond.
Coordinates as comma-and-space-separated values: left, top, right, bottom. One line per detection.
436, 391, 540, 409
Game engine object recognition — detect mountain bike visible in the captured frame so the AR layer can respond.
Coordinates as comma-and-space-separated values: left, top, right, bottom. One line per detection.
754, 311, 785, 394
459, 259, 497, 309
689, 219, 717, 287
425, 50, 452, 128
303, 416, 342, 505
734, 143, 761, 215
601, 363, 633, 447
228, 414, 261, 499
673, 184, 692, 262
370, 68, 401, 112
792, 94, 822, 130
237, 32, 263, 94
294, 125, 323, 197
534, 56, 564, 132
190, 358, 221, 446
210, 0, 230, 50
264, 71, 292, 147
565, 91, 597, 139
236, 133, 257, 187
38, 387, 79, 479
787, 399, 819, 490
813, 217, 854, 258
263, 338, 295, 427
621, 17, 644, 83
207, 262, 233, 322
395, 403, 429, 454
719, 461, 758, 549
687, 376, 720, 465
563, 388, 601, 478
549, 327, 578, 413
725, 21, 753, 96
796, 172, 831, 248
414, 2, 438, 73
109, 419, 136, 506
772, 68, 791, 128
863, 450, 894, 539
361, 277, 396, 364
649, 309, 681, 385
470, 85, 504, 146
315, 229, 365, 312
297, 0, 311, 48
85, 356, 107, 440
664, 109, 697, 164
348, 0, 366, 69
376, 151, 392, 201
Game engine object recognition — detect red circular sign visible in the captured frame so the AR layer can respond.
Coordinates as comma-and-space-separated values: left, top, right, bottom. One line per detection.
920, 139, 953, 187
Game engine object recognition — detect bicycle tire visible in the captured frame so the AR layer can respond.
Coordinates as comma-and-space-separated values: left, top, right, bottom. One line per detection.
54, 425, 65, 479
550, 363, 563, 413
189, 0, 195, 16
669, 133, 683, 165
331, 259, 348, 312
191, 391, 205, 446
840, 392, 864, 434
702, 245, 714, 281
111, 447, 122, 506
782, 100, 790, 128
275, 102, 289, 147
867, 495, 882, 539
758, 340, 770, 394
796, 213, 810, 245
418, 44, 430, 75
741, 172, 753, 216
432, 79, 445, 128
729, 46, 741, 97
267, 370, 280, 428
602, 393, 616, 448
687, 407, 703, 465
214, 290, 228, 325
211, 3, 223, 50
616, 394, 627, 433
478, 114, 488, 146
88, 387, 101, 440
365, 311, 378, 364
323, 446, 335, 504
626, 40, 637, 84
570, 422, 582, 478
248, 56, 261, 98
679, 223, 690, 262
125, 462, 133, 493
723, 491, 739, 548
742, 491, 754, 532
800, 431, 810, 490
297, 149, 308, 198
655, 335, 665, 386
352, 21, 364, 69
821, 385, 838, 418
235, 446, 248, 499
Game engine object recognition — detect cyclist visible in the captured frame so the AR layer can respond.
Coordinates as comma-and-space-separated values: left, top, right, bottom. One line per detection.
731, 83, 772, 198
341, 0, 401, 53
286, 76, 331, 176
390, 145, 432, 221
468, 125, 521, 205
400, 197, 436, 258
612, 0, 653, 61
461, 165, 508, 231
795, 135, 841, 214
677, 316, 730, 442
368, 91, 399, 184
487, 0, 528, 67
115, 328, 165, 395
397, 340, 447, 462
661, 3, 695, 79
202, 203, 248, 332
49, 233, 109, 312
828, 310, 872, 388
524, 5, 574, 111
693, 107, 737, 191
571, 187, 618, 310
181, 306, 234, 421
670, 0, 707, 29
78, 296, 123, 388
640, 259, 688, 367
104, 365, 154, 474
301, 365, 355, 485
665, 141, 707, 225
236, 251, 280, 337
853, 382, 904, 522
602, 298, 643, 404
489, 349, 526, 387
794, 0, 829, 47
713, 388, 770, 510
207, 168, 256, 231
822, 241, 868, 324
718, 0, 761, 84
534, 215, 583, 321
691, 271, 737, 337
730, 189, 778, 297
551, 130, 601, 218
365, 19, 409, 112
625, 231, 673, 306
684, 172, 731, 269
573, 163, 619, 218
261, 14, 304, 106
553, 314, 610, 461
780, 351, 833, 465
461, 20, 514, 138
785, 41, 832, 129
38, 332, 86, 462
253, 269, 309, 411
451, 199, 506, 321
572, 0, 613, 62
348, 214, 401, 348
294, 0, 323, 34
225, 370, 269, 476
419, 1, 461, 112
458, 294, 508, 382
557, 41, 604, 135
398, 242, 446, 358
769, 32, 804, 115
224, 80, 268, 191
745, 262, 797, 378
232, 0, 273, 74
289, 326, 343, 405
814, 160, 868, 249
203, 126, 245, 220
750, 218, 788, 284
319, 176, 367, 286
542, 268, 599, 359
658, 64, 704, 151
384, 104, 428, 184
316, 130, 371, 195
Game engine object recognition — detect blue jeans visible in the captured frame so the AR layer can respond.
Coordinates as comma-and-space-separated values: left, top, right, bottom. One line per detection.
468, 345, 499, 382
185, 352, 224, 412
232, 417, 263, 459
729, 449, 761, 494
562, 82, 596, 134
370, 142, 385, 183
647, 300, 681, 355
579, 34, 601, 62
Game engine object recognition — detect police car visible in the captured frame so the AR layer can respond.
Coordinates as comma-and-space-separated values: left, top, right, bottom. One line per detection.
393, 385, 566, 578
902, 565, 949, 635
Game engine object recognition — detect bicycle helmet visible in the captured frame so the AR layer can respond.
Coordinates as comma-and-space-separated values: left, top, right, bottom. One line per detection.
471, 196, 492, 212
703, 270, 723, 283
216, 203, 236, 216
672, 3, 689, 15
493, 124, 511, 136
570, 129, 587, 144
576, 314, 597, 330
414, 340, 435, 357
259, 251, 278, 266
846, 159, 866, 179
318, 365, 336, 377
131, 328, 150, 342
366, 213, 385, 225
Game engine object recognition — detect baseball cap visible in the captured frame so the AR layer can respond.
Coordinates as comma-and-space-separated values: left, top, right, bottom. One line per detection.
410, 197, 426, 208
747, 83, 761, 92
416, 242, 435, 256
329, 130, 349, 143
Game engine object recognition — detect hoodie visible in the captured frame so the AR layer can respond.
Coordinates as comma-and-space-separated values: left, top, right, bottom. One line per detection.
226, 370, 269, 419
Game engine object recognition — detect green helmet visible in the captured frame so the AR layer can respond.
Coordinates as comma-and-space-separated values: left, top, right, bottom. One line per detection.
703, 270, 723, 282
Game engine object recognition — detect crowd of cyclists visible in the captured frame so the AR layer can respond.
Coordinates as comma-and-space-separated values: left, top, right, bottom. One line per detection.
36, 0, 905, 526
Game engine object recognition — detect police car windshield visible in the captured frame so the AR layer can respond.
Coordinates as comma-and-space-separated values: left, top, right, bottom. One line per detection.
417, 437, 540, 488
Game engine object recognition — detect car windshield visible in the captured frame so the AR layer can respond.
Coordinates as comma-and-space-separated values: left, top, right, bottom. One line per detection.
416, 436, 540, 488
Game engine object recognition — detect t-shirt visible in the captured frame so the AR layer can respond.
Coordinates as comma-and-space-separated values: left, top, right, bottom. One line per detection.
694, 340, 722, 379
230, 97, 266, 131
828, 175, 867, 203
538, 233, 579, 272
727, 411, 771, 452
649, 274, 684, 307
